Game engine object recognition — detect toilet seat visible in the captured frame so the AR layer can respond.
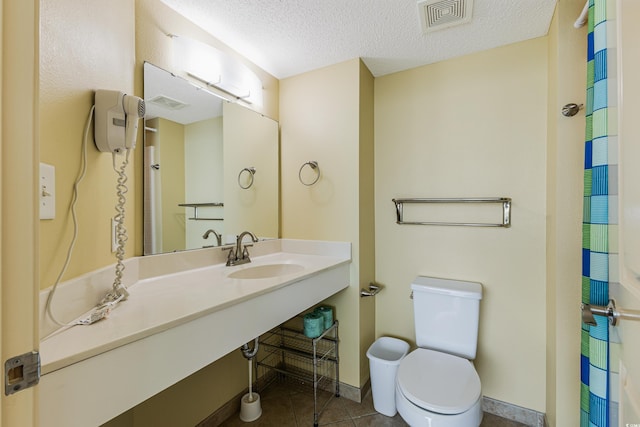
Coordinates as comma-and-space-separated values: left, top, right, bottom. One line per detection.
397, 348, 481, 415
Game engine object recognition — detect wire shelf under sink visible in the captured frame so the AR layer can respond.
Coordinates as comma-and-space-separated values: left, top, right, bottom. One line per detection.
256, 316, 340, 427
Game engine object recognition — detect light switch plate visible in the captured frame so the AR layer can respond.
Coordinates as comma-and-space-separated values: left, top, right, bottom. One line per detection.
39, 163, 55, 220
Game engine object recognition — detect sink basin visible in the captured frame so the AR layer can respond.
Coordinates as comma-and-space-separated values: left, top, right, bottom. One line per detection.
227, 263, 305, 279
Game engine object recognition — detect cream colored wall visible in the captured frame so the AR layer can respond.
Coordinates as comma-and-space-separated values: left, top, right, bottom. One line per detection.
157, 118, 185, 252
39, 0, 135, 290
121, 351, 247, 426
545, 9, 559, 425
223, 102, 279, 240
1, 1, 40, 425
358, 63, 377, 383
545, 1, 586, 426
280, 58, 375, 389
375, 38, 548, 411
185, 117, 224, 247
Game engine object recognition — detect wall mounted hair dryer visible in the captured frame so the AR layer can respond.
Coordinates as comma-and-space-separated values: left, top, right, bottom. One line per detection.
94, 90, 146, 153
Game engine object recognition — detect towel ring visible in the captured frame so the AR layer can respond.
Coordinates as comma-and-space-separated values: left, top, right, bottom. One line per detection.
299, 161, 320, 186
238, 167, 256, 189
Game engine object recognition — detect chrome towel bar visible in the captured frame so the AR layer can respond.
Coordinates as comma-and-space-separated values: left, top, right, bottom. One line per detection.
581, 299, 640, 326
392, 197, 512, 228
178, 202, 224, 221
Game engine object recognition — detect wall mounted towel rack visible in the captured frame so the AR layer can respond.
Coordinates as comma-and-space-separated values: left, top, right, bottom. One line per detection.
392, 197, 512, 228
238, 167, 256, 189
179, 202, 224, 221
581, 299, 640, 326
299, 161, 320, 186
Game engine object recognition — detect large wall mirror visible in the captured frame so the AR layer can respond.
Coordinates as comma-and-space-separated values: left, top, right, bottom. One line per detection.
143, 62, 279, 255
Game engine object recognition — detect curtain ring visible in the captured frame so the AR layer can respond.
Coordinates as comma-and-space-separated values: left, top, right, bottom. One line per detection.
299, 161, 320, 186
238, 167, 256, 189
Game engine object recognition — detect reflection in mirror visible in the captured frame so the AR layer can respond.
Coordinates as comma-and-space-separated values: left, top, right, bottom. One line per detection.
143, 62, 279, 255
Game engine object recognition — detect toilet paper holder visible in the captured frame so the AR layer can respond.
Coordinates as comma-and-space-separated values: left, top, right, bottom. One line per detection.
361, 283, 383, 297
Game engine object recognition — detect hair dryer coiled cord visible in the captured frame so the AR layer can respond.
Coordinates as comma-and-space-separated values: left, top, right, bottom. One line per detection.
98, 149, 132, 306
44, 104, 136, 330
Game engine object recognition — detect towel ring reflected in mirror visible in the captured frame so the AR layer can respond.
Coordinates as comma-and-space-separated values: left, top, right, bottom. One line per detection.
299, 161, 320, 186
238, 167, 256, 189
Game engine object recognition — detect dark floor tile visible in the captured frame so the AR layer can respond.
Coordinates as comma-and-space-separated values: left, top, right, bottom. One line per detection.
220, 393, 296, 427
254, 396, 298, 427
341, 391, 377, 419
258, 379, 295, 401
319, 421, 356, 427
290, 390, 351, 427
220, 379, 529, 427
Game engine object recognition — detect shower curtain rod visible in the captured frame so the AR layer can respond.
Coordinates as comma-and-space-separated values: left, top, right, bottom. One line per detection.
574, 1, 589, 28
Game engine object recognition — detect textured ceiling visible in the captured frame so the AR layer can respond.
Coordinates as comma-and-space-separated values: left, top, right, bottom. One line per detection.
160, 0, 558, 79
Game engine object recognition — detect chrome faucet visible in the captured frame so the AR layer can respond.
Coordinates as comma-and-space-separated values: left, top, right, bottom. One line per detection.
202, 229, 222, 246
224, 231, 259, 266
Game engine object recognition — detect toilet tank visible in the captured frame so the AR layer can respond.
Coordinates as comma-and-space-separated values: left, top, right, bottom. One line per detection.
411, 276, 482, 360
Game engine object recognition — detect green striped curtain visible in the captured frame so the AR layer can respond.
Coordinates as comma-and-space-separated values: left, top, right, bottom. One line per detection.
580, 0, 617, 426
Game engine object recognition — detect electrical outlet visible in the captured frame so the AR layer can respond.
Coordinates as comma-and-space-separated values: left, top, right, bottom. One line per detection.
111, 218, 117, 253
39, 163, 55, 220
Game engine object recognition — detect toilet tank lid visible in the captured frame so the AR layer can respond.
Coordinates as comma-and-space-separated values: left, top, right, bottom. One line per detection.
411, 276, 482, 299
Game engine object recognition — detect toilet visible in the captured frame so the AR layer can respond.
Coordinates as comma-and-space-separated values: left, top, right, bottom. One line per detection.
395, 276, 483, 427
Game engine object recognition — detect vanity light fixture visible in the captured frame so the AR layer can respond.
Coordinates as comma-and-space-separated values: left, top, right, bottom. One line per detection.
187, 71, 252, 103
171, 35, 262, 106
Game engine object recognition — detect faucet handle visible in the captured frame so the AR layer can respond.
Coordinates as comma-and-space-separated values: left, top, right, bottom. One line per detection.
222, 246, 236, 265
241, 245, 254, 258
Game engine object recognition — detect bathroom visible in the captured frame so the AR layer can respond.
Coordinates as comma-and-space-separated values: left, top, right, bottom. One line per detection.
3, 0, 640, 426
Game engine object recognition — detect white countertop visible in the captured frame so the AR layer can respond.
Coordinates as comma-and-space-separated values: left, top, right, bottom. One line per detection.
40, 239, 351, 375
39, 239, 352, 427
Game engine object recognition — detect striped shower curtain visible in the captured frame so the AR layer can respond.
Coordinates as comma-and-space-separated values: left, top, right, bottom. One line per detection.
581, 0, 617, 426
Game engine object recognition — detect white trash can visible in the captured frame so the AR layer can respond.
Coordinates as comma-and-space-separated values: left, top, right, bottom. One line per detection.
366, 337, 410, 417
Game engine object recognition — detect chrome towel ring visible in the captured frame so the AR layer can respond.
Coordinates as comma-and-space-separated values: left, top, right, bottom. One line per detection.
299, 161, 320, 186
238, 167, 256, 189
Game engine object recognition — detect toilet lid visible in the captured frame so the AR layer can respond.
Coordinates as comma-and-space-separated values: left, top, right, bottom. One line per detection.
397, 348, 481, 415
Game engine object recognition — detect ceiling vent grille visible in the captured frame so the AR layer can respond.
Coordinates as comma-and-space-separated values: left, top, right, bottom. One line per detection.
418, 0, 473, 33
148, 95, 188, 110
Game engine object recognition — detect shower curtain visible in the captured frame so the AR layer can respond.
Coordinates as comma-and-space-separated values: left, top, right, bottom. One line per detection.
581, 0, 617, 426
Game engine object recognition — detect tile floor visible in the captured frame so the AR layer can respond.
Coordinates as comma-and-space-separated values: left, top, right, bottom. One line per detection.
220, 378, 528, 427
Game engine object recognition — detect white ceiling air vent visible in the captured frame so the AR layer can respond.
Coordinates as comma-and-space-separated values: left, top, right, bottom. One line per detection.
148, 95, 188, 110
417, 0, 474, 33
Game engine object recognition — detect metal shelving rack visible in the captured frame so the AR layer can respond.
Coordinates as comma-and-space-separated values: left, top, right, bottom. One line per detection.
257, 317, 339, 427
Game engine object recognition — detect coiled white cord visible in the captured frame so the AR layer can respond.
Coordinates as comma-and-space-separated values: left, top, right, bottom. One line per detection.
98, 149, 131, 306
